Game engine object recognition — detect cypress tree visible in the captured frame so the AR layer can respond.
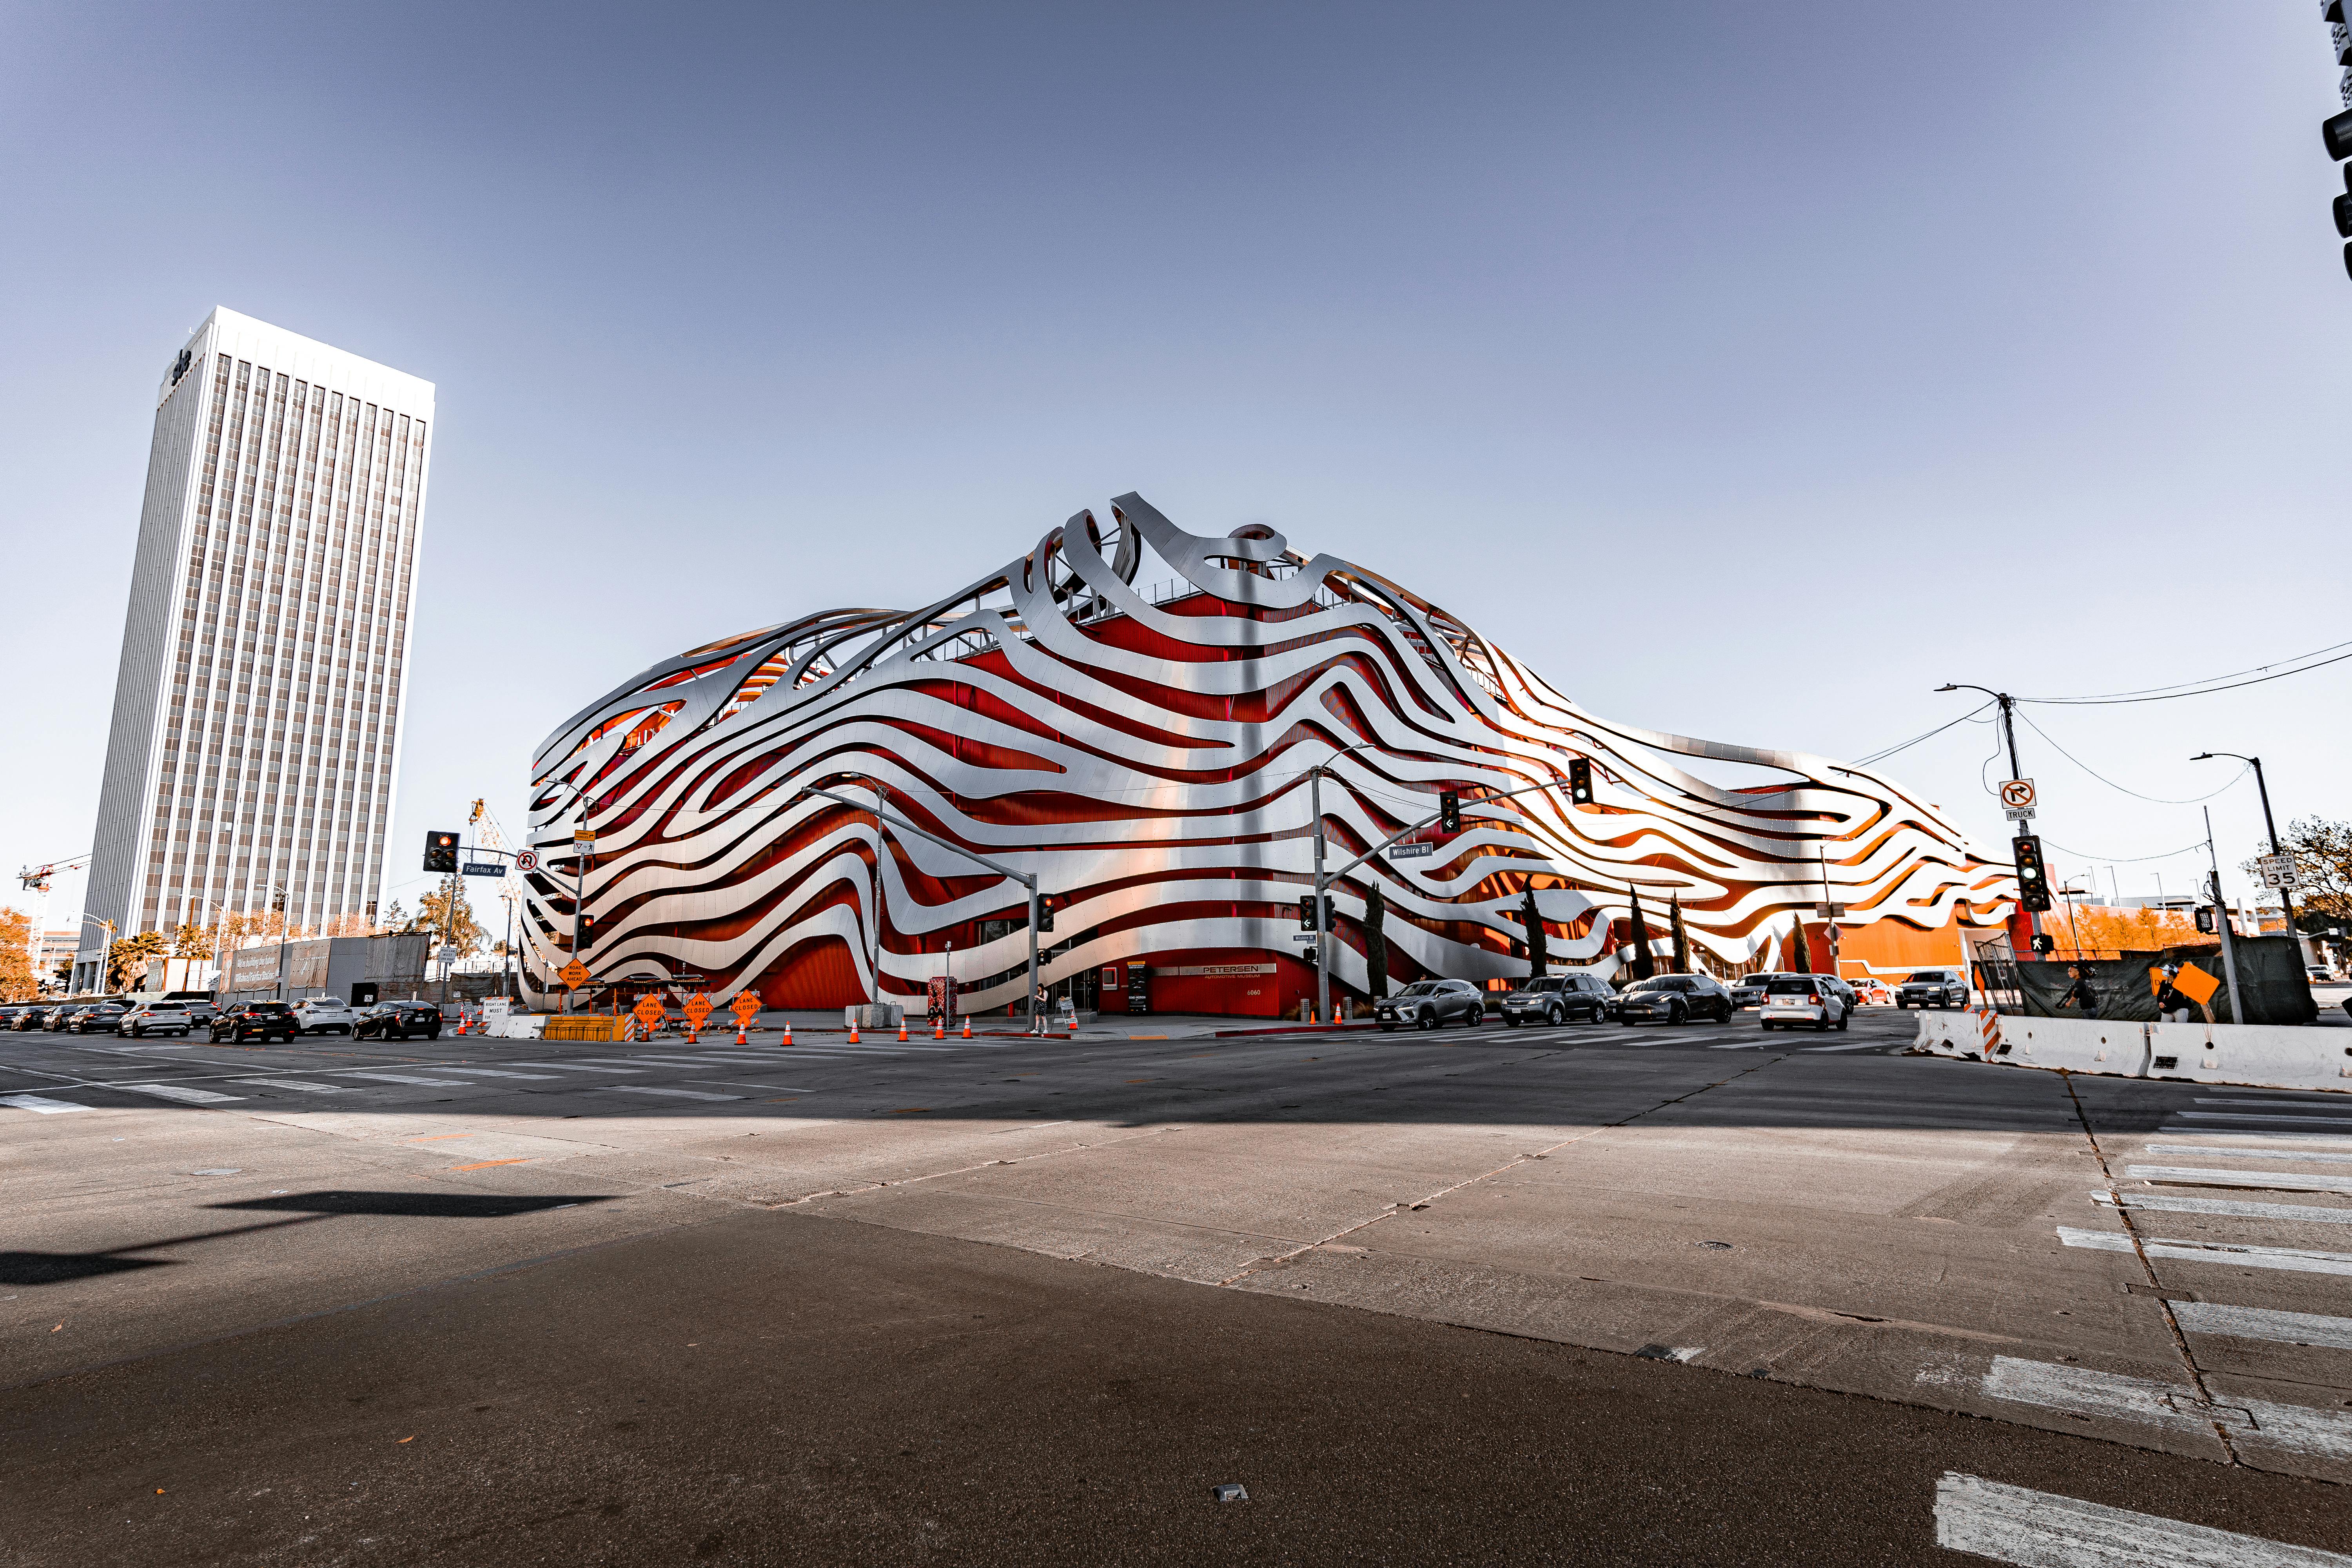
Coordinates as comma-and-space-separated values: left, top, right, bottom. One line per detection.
1521, 887, 1548, 978
1363, 881, 1388, 1000
1627, 887, 1655, 981
1669, 895, 1690, 974
1789, 918, 1812, 975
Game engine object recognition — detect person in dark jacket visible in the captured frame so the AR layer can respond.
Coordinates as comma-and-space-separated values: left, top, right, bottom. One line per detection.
2059, 965, 2100, 1019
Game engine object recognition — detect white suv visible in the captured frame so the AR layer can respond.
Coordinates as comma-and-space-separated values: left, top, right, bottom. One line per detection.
293, 996, 359, 1035
1759, 975, 1851, 1033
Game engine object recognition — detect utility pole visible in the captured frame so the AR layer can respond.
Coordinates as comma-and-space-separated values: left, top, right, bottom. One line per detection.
1938, 684, 2041, 949
1307, 739, 1379, 1027
2202, 807, 2245, 1025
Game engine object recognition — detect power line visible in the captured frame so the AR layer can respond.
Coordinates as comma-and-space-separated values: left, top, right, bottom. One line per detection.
1852, 701, 1995, 767
2039, 836, 2209, 865
2020, 637, 2352, 706
2014, 711, 2249, 806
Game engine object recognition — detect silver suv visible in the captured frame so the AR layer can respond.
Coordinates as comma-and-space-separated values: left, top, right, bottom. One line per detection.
120, 1000, 196, 1038
1894, 970, 1969, 1009
1375, 979, 1486, 1032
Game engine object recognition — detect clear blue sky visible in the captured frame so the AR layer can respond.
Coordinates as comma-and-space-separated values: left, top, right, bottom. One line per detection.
5, 2, 2347, 935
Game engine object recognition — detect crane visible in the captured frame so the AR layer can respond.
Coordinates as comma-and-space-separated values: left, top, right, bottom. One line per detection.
17, 852, 91, 993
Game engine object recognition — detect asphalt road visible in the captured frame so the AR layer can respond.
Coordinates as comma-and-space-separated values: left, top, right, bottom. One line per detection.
6, 1005, 2350, 1564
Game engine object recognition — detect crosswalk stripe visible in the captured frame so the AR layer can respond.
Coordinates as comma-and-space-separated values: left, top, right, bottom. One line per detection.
336, 1071, 473, 1087
1800, 1041, 1887, 1052
2127, 1166, 2352, 1194
122, 1082, 245, 1105
2098, 1191, 2352, 1226
234, 1078, 356, 1094
1933, 1471, 2352, 1566
597, 1086, 741, 1102
2171, 1302, 2352, 1352
502, 1061, 642, 1072
0, 1093, 90, 1114
2147, 1144, 2352, 1164
2175, 1111, 2352, 1129
435, 1067, 561, 1079
1970, 1356, 2352, 1460
2057, 1225, 2352, 1277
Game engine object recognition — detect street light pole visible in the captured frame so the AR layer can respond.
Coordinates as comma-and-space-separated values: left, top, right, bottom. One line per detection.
2192, 752, 2296, 949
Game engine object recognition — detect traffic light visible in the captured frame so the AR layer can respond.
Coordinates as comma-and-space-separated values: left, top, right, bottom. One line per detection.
2194, 905, 2218, 935
1036, 896, 1056, 935
2030, 932, 2054, 955
1567, 758, 1594, 806
423, 831, 459, 873
2327, 107, 2352, 278
2012, 835, 2051, 913
1295, 895, 1336, 929
1439, 791, 1461, 834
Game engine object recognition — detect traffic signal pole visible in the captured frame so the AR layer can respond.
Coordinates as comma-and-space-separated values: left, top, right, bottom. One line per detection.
1938, 684, 2042, 948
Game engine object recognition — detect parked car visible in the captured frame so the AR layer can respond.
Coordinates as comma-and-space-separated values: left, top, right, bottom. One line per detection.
1617, 973, 1736, 1025
292, 996, 359, 1035
68, 1001, 132, 1034
1731, 972, 1800, 1008
353, 1001, 443, 1041
1759, 975, 1852, 1032
1499, 972, 1615, 1026
121, 1000, 196, 1038
1849, 976, 1894, 1006
211, 1001, 299, 1043
1374, 980, 1485, 1032
13, 1002, 72, 1031
2308, 966, 2335, 985
1894, 970, 1970, 1009
0, 1003, 36, 1029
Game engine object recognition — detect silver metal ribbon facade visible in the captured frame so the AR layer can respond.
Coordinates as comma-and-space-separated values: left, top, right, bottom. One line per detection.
519, 494, 2011, 1011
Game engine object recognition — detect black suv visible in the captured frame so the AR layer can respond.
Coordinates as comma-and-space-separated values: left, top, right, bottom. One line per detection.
211, 1001, 299, 1043
1499, 973, 1614, 1026
1617, 974, 1736, 1025
68, 1001, 132, 1034
354, 1002, 443, 1042
1374, 980, 1485, 1032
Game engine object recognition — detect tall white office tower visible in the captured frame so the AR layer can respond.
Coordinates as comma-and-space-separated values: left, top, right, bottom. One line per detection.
75, 309, 434, 991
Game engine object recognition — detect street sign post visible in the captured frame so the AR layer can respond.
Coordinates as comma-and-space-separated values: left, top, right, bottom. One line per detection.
460, 861, 504, 878
1388, 840, 1435, 860
2258, 853, 2300, 890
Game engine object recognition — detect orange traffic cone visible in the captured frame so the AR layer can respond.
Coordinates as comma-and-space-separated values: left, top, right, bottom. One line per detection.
736, 1016, 748, 1045
933, 1017, 944, 1040
962, 1017, 972, 1039
897, 1018, 908, 1042
848, 1019, 859, 1044
783, 1020, 794, 1046
1066, 1012, 1077, 1034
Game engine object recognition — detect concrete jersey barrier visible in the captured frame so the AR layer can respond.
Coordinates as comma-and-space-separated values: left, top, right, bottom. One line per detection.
1910, 1009, 2352, 1093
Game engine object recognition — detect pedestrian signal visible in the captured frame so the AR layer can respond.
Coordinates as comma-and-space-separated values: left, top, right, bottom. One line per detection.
1439, 792, 1461, 834
2012, 835, 2051, 913
1568, 759, 1594, 806
2194, 906, 2218, 935
423, 831, 459, 873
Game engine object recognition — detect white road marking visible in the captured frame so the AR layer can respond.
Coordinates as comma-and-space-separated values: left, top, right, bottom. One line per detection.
1801, 1041, 1887, 1052
435, 1067, 561, 1079
503, 1062, 645, 1073
597, 1086, 742, 1102
2194, 1097, 2352, 1109
2127, 1166, 2352, 1194
121, 1082, 245, 1105
234, 1078, 358, 1094
2171, 1302, 2352, 1352
2057, 1225, 2352, 1277
1708, 1040, 1767, 1049
334, 1071, 474, 1087
0, 1093, 90, 1114
1969, 1355, 2352, 1458
2147, 1145, 2352, 1164
2097, 1191, 2352, 1226
1933, 1471, 2352, 1566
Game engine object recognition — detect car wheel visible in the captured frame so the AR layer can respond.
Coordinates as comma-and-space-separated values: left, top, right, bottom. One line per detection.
1668, 1002, 1684, 1025
1836, 1008, 1850, 1032
1761, 1021, 1775, 1031
1379, 1022, 1395, 1033
1504, 1014, 1521, 1028
1547, 1007, 1562, 1026
1813, 1013, 1830, 1031
427, 1028, 442, 1040
1415, 1012, 1435, 1031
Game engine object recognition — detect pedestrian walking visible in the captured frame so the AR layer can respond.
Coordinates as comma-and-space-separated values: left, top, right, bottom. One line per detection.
2059, 965, 2100, 1020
